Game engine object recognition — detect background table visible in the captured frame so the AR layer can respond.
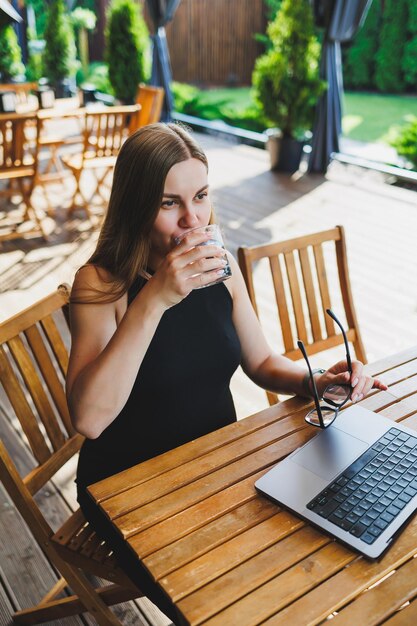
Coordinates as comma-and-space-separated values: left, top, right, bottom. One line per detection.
89, 346, 417, 625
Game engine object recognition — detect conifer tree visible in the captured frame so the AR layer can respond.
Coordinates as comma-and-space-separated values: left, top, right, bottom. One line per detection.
106, 0, 149, 103
252, 0, 323, 137
343, 0, 381, 89
402, 0, 417, 86
0, 24, 24, 81
43, 0, 76, 85
375, 0, 408, 92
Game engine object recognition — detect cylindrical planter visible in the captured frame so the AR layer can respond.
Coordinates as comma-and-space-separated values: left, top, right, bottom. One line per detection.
267, 133, 304, 173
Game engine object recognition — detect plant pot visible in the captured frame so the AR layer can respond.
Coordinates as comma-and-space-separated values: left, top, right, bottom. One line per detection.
53, 78, 77, 99
267, 133, 304, 173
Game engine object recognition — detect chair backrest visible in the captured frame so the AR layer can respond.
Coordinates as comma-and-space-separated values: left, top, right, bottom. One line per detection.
0, 285, 83, 516
0, 112, 39, 176
135, 84, 165, 126
0, 81, 38, 104
238, 226, 367, 405
82, 104, 140, 160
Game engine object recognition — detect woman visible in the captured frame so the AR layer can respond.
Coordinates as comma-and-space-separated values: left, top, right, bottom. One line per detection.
67, 123, 386, 623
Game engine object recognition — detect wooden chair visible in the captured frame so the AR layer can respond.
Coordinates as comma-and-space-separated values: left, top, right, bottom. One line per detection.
61, 104, 140, 219
0, 82, 38, 105
0, 285, 142, 624
237, 225, 367, 406
35, 108, 85, 216
134, 83, 165, 128
0, 112, 47, 241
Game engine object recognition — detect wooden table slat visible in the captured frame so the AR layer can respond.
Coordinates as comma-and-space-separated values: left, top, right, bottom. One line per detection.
129, 469, 269, 557
114, 426, 316, 538
195, 542, 353, 626
329, 552, 417, 626
389, 374, 417, 400
142, 497, 278, 580
383, 598, 417, 626
103, 411, 310, 518
159, 511, 304, 600
379, 396, 417, 422
366, 348, 417, 378
261, 516, 417, 626
176, 526, 333, 625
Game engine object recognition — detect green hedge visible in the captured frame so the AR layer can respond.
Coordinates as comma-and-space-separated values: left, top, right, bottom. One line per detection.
344, 0, 417, 92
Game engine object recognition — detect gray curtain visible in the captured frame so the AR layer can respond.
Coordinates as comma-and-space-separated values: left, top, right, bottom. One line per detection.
308, 0, 373, 173
146, 0, 181, 122
0, 0, 22, 25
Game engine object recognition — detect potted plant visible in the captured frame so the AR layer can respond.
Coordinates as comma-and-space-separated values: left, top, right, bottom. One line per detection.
0, 22, 25, 83
105, 0, 149, 105
43, 0, 77, 98
252, 0, 324, 172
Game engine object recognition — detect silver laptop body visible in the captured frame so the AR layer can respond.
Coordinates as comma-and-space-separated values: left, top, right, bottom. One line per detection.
255, 405, 417, 559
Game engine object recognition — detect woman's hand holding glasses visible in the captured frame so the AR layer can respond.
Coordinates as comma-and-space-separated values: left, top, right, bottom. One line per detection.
314, 359, 387, 404
299, 309, 388, 429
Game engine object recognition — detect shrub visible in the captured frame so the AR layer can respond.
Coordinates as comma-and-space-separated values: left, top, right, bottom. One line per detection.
105, 0, 149, 103
252, 0, 323, 137
171, 81, 200, 113
402, 0, 417, 86
43, 0, 76, 84
343, 0, 381, 89
80, 62, 113, 94
375, 0, 408, 93
0, 24, 25, 81
391, 116, 417, 169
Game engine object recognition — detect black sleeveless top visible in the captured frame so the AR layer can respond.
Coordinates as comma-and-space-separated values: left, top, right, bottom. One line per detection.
76, 277, 241, 491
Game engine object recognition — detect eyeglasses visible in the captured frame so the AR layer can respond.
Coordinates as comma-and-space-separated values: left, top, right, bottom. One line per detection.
297, 309, 352, 429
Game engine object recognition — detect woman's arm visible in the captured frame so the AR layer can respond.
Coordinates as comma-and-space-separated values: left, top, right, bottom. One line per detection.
226, 255, 387, 399
66, 265, 167, 438
67, 232, 226, 439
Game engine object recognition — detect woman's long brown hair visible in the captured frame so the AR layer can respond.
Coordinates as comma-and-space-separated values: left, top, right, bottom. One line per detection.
72, 123, 209, 303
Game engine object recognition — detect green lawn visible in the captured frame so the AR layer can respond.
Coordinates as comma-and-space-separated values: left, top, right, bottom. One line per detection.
343, 92, 417, 143
173, 85, 417, 144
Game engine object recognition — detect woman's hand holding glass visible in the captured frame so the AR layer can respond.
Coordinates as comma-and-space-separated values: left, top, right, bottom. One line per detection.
150, 229, 228, 309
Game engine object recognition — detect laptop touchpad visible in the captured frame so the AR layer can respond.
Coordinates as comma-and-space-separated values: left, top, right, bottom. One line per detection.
291, 427, 368, 481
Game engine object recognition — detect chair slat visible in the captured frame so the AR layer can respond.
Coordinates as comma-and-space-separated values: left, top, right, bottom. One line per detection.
284, 251, 307, 344
24, 433, 83, 494
0, 345, 51, 463
313, 243, 334, 337
25, 323, 73, 436
269, 256, 293, 353
7, 335, 66, 452
238, 226, 367, 406
40, 315, 69, 377
299, 247, 322, 342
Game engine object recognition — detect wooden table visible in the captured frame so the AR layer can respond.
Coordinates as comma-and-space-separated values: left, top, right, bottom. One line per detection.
89, 347, 417, 625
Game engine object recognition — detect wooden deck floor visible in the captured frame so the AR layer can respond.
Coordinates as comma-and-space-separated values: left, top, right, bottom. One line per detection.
1, 131, 417, 624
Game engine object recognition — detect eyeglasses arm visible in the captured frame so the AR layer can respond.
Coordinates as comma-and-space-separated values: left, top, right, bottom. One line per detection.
297, 339, 325, 428
326, 308, 352, 374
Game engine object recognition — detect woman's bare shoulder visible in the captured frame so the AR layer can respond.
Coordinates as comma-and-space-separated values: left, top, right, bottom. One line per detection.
71, 264, 117, 301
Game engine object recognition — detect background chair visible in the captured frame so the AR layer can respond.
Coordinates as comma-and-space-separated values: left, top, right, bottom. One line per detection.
36, 108, 85, 216
0, 285, 142, 624
0, 82, 38, 107
134, 84, 164, 128
61, 104, 140, 220
238, 225, 367, 406
0, 111, 47, 241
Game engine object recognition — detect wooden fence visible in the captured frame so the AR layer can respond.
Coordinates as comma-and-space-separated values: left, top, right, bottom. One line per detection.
165, 0, 267, 86
91, 0, 267, 86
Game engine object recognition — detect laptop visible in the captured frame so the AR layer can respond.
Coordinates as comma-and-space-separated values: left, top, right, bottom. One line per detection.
255, 404, 417, 559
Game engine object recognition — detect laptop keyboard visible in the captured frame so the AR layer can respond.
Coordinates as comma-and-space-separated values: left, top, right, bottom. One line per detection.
307, 427, 417, 545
